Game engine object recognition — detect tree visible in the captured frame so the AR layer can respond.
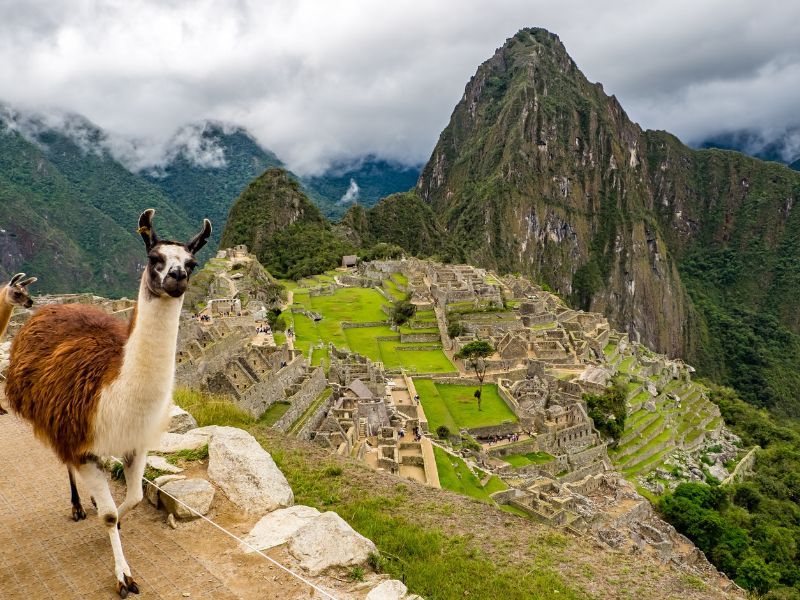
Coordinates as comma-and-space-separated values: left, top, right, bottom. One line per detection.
455, 340, 494, 411
391, 298, 416, 326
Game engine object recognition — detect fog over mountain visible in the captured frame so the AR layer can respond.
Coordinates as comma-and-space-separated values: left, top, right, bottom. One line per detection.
1, 0, 799, 174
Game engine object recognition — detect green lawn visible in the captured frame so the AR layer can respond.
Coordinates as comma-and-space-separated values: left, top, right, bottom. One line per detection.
309, 287, 388, 322
285, 286, 454, 373
383, 278, 406, 301
415, 381, 518, 433
503, 452, 553, 468
391, 272, 409, 287
434, 446, 504, 502
259, 401, 291, 426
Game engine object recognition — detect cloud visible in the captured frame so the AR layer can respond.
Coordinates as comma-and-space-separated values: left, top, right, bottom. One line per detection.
338, 179, 360, 205
0, 0, 798, 174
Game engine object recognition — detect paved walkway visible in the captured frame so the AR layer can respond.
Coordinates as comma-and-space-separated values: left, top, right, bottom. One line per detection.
0, 411, 319, 600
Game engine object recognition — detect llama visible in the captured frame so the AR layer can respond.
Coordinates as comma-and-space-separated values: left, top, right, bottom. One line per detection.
0, 273, 36, 414
5, 209, 211, 597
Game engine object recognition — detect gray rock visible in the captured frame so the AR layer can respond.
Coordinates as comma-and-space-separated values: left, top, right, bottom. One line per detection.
288, 511, 376, 575
147, 455, 183, 474
169, 405, 198, 434
146, 474, 186, 507
366, 580, 408, 600
206, 427, 293, 513
708, 463, 728, 482
242, 505, 321, 553
152, 431, 209, 453
160, 478, 215, 520
646, 381, 658, 396
644, 399, 656, 412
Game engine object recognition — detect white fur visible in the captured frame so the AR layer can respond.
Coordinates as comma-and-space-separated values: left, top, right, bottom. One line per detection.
92, 270, 184, 456
153, 244, 194, 285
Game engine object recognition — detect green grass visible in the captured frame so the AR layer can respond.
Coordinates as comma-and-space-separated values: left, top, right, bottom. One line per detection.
503, 452, 554, 467
259, 401, 291, 426
391, 272, 409, 287
173, 387, 254, 427
414, 310, 436, 320
618, 356, 636, 373
433, 446, 498, 502
383, 278, 406, 301
286, 286, 454, 373
273, 332, 286, 346
415, 381, 517, 433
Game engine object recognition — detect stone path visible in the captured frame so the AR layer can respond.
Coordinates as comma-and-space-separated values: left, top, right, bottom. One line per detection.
0, 412, 322, 600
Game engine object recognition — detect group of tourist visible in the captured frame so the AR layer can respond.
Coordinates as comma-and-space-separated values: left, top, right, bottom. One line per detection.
256, 325, 271, 334
484, 432, 522, 445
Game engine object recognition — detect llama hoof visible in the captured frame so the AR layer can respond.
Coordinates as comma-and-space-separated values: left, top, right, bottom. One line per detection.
0, 407, 7, 415
72, 505, 87, 521
124, 575, 139, 594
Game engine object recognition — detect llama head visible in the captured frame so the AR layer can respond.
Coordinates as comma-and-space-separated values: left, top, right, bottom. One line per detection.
138, 209, 212, 299
3, 273, 37, 309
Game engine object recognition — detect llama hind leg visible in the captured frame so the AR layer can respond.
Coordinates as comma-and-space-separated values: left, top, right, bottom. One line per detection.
77, 458, 139, 597
117, 450, 146, 525
67, 466, 87, 521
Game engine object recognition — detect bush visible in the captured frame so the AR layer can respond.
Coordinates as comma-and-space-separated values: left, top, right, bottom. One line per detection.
392, 298, 416, 326
436, 425, 451, 439
583, 379, 626, 443
447, 320, 465, 338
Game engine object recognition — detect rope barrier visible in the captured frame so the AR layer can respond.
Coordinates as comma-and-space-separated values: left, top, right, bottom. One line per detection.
110, 456, 340, 600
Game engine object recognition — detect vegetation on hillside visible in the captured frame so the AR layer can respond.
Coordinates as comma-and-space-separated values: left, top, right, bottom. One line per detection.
583, 379, 626, 444
659, 383, 800, 596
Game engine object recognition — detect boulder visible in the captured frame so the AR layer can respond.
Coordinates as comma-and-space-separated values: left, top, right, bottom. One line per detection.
288, 511, 376, 575
152, 431, 209, 453
146, 474, 186, 507
646, 381, 658, 396
169, 405, 198, 434
206, 427, 293, 513
147, 455, 183, 474
366, 580, 408, 600
644, 399, 656, 412
241, 505, 321, 553
160, 478, 215, 520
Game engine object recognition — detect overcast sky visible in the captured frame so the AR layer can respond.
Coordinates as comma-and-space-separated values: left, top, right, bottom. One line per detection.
1, 0, 798, 174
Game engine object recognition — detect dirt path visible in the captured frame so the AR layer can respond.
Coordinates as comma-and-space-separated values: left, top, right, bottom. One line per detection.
0, 410, 352, 600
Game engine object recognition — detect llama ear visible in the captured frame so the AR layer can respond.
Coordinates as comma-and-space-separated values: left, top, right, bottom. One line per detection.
187, 219, 212, 255
138, 209, 158, 251
19, 277, 37, 287
8, 273, 25, 286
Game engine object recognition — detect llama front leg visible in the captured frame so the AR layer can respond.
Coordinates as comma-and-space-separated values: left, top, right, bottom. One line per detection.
117, 450, 146, 524
78, 458, 139, 597
67, 466, 87, 521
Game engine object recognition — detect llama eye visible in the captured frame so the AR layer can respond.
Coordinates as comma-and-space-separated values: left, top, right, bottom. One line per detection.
186, 261, 197, 272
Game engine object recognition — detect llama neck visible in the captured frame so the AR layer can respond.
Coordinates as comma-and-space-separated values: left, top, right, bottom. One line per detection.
118, 274, 184, 394
0, 288, 12, 341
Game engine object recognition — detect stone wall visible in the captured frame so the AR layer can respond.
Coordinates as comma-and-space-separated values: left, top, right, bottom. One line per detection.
300, 387, 342, 441
235, 355, 308, 417
273, 367, 328, 432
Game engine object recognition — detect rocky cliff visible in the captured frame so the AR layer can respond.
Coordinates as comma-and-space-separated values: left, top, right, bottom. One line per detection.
408, 28, 800, 413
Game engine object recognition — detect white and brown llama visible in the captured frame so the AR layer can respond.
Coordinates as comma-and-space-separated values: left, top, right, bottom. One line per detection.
5, 209, 211, 597
0, 272, 37, 414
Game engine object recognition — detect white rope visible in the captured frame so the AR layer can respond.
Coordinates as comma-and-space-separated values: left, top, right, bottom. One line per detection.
110, 456, 340, 600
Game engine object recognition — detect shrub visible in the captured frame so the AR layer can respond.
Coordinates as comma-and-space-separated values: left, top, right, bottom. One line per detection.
436, 425, 451, 439
392, 298, 416, 326
447, 320, 465, 338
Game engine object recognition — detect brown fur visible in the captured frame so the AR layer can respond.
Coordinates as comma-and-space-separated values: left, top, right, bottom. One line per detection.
5, 304, 128, 465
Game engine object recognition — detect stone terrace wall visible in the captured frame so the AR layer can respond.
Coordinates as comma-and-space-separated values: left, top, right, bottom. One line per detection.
273, 367, 327, 432
236, 355, 308, 417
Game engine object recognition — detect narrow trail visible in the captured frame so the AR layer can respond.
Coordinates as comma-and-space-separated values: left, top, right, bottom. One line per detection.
0, 409, 329, 600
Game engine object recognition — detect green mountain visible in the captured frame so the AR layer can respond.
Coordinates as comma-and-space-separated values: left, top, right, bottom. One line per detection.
220, 168, 356, 279
363, 28, 800, 415
142, 122, 283, 246
302, 157, 422, 219
0, 110, 195, 297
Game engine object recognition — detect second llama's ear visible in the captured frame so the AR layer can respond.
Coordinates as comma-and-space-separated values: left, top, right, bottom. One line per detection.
138, 209, 158, 251
187, 219, 212, 255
